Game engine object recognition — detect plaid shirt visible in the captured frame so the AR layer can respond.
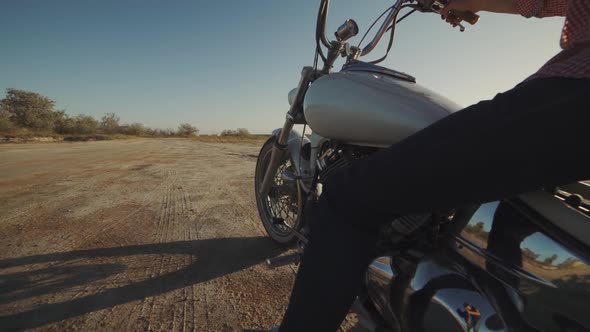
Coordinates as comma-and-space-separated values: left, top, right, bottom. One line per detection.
516, 0, 590, 80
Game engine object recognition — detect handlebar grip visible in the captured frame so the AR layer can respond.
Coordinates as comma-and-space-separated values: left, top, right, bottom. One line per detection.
452, 10, 479, 25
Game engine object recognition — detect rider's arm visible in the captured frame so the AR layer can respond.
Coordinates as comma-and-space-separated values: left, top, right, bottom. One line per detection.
442, 0, 567, 18
515, 0, 568, 18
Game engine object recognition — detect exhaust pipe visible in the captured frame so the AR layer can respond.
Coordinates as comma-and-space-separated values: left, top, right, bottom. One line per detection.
266, 253, 300, 269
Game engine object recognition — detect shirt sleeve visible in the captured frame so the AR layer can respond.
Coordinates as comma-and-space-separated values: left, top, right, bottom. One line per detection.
515, 0, 568, 18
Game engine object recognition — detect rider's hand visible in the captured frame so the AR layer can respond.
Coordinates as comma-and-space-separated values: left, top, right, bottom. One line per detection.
441, 0, 485, 26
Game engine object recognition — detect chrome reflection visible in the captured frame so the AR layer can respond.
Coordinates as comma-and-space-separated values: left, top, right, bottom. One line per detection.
408, 257, 505, 332
368, 257, 394, 281
457, 200, 590, 330
366, 256, 394, 314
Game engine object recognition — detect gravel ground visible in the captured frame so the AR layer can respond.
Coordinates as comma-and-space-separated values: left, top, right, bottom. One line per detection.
0, 138, 360, 331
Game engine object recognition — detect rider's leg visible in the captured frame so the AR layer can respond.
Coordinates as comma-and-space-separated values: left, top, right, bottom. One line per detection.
278, 77, 590, 332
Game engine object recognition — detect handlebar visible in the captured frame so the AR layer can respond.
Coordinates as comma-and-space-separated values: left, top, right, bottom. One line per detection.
447, 10, 480, 25
360, 0, 405, 56
317, 0, 333, 49
316, 0, 479, 58
425, 0, 480, 25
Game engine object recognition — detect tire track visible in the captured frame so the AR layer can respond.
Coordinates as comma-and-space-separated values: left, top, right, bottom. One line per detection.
142, 169, 201, 331
136, 187, 171, 330
187, 193, 200, 332
136, 170, 180, 329
1, 148, 153, 228
77, 174, 168, 245
1, 139, 298, 331
145, 183, 175, 331
182, 186, 196, 332
2, 167, 175, 328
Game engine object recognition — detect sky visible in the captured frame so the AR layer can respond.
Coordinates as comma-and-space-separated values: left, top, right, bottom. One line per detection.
1, 1, 565, 134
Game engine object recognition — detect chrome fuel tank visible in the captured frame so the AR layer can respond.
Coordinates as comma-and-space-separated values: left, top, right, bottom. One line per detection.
303, 66, 462, 147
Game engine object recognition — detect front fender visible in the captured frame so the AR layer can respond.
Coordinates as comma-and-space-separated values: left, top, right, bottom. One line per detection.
271, 129, 312, 193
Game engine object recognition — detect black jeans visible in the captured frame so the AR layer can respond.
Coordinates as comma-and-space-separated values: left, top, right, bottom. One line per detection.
278, 78, 590, 332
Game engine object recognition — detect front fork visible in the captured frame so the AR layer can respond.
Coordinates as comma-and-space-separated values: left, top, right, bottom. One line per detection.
258, 66, 316, 197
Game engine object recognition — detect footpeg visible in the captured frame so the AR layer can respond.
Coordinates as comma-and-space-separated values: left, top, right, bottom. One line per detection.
266, 253, 300, 269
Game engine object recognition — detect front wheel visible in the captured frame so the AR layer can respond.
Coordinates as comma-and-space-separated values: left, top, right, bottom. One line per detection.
255, 137, 303, 244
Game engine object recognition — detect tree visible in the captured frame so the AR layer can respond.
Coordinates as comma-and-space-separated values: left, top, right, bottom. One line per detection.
0, 88, 56, 130
71, 115, 99, 134
522, 247, 540, 262
178, 123, 198, 136
236, 128, 250, 136
101, 113, 120, 133
472, 222, 484, 233
163, 128, 177, 136
543, 254, 558, 266
53, 110, 74, 134
124, 123, 146, 136
0, 110, 14, 132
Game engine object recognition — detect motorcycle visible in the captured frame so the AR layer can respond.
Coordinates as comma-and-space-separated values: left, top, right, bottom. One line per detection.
254, 0, 590, 331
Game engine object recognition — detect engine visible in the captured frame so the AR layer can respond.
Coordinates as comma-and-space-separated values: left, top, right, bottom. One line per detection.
315, 141, 376, 181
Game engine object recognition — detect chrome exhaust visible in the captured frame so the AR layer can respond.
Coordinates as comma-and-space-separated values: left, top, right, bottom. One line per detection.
266, 252, 301, 269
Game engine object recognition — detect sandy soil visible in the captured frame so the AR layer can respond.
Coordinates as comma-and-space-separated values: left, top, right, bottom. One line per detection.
0, 139, 359, 331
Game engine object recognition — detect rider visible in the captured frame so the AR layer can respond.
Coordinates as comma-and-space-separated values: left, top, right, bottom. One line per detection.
258, 0, 590, 331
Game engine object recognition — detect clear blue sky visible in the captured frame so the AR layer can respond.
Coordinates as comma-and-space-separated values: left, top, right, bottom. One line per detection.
1, 1, 565, 134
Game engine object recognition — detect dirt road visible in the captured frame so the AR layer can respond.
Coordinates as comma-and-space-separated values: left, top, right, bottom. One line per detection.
0, 139, 358, 331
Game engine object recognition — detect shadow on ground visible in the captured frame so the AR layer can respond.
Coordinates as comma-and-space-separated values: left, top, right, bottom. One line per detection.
0, 236, 285, 330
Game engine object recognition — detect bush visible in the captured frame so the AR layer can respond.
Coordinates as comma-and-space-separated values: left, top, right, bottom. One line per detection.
122, 123, 145, 136
0, 111, 14, 132
161, 128, 177, 136
53, 110, 72, 134
178, 123, 198, 136
144, 128, 177, 137
220, 128, 250, 136
71, 115, 100, 134
1, 89, 256, 141
101, 113, 120, 134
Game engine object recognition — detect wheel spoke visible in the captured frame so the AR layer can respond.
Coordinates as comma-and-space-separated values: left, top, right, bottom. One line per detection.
257, 155, 301, 237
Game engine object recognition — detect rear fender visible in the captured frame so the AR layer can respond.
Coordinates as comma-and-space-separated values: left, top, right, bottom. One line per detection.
271, 128, 312, 193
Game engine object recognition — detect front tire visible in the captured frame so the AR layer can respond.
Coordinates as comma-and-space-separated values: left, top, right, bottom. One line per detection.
255, 137, 303, 244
